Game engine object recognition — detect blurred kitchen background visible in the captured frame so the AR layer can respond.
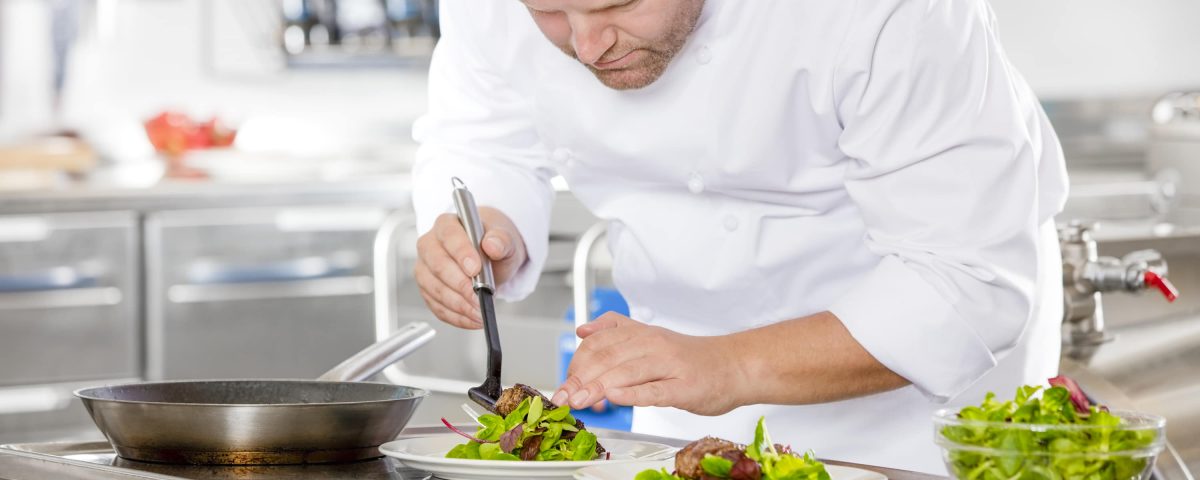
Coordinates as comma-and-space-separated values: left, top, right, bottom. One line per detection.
0, 0, 1198, 476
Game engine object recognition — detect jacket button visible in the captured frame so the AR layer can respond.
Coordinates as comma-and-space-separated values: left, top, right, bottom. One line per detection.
723, 215, 739, 232
696, 45, 713, 65
687, 172, 705, 194
553, 147, 572, 163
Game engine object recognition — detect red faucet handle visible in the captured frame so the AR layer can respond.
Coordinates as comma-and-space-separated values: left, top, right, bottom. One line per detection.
1144, 271, 1179, 302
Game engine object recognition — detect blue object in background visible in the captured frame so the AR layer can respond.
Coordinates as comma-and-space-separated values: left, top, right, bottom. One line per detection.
560, 287, 634, 431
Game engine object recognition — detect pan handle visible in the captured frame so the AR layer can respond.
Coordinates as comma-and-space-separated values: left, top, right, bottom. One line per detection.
318, 321, 436, 382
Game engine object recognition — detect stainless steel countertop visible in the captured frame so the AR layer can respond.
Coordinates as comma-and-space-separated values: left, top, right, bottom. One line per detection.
0, 174, 414, 214
0, 424, 944, 480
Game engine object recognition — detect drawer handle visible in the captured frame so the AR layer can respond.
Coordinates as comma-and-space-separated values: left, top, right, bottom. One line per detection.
186, 251, 359, 285
167, 276, 373, 303
0, 267, 96, 293
0, 287, 121, 310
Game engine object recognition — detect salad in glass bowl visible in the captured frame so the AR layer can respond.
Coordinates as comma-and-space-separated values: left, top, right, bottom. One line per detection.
934, 376, 1165, 480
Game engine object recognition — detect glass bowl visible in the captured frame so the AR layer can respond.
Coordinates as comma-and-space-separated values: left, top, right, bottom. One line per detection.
933, 409, 1166, 480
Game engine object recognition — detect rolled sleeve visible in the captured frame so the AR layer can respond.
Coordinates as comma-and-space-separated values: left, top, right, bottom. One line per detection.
410, 0, 555, 301
829, 257, 998, 402
829, 0, 1062, 400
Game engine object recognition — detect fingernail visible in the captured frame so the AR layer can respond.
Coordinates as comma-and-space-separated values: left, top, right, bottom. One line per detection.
551, 390, 568, 407
462, 257, 477, 273
571, 389, 590, 409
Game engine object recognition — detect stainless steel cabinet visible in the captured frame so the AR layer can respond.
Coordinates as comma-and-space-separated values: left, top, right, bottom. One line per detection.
0, 211, 139, 386
144, 206, 390, 380
0, 211, 139, 443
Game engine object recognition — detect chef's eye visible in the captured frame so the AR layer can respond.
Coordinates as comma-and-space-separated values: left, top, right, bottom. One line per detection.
526, 6, 560, 16
613, 0, 641, 11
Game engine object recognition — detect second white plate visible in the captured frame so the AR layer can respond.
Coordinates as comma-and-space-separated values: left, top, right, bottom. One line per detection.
573, 459, 889, 480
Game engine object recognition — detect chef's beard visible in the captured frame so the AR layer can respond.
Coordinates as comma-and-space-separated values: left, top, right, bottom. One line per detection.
559, 0, 704, 90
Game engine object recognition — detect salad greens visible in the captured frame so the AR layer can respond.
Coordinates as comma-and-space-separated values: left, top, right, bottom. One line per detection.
940, 377, 1159, 480
636, 417, 830, 480
444, 396, 600, 461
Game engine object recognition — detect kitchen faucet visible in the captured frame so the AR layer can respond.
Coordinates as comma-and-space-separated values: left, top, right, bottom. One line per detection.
1059, 221, 1179, 362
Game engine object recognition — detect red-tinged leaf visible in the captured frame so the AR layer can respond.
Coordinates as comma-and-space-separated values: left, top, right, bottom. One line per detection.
1048, 375, 1091, 414
500, 424, 524, 453
441, 417, 494, 444
520, 435, 542, 460
730, 454, 763, 480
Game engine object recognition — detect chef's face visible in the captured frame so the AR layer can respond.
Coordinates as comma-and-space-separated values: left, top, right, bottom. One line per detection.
521, 0, 704, 90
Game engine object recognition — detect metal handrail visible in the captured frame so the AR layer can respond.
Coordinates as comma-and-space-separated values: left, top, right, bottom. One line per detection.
572, 222, 609, 346
372, 212, 415, 346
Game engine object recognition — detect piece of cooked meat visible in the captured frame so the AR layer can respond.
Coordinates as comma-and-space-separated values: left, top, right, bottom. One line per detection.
492, 383, 606, 457
495, 384, 551, 416
675, 436, 743, 478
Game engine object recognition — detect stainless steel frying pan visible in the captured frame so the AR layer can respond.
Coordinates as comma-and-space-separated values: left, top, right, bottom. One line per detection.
74, 322, 435, 465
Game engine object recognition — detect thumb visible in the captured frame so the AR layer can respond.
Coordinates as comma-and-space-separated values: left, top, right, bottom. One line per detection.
481, 231, 514, 262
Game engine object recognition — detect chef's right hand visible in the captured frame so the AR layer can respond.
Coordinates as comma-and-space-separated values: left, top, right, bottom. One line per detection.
414, 207, 527, 329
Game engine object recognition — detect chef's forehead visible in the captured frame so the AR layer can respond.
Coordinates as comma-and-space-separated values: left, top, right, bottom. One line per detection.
520, 0, 638, 13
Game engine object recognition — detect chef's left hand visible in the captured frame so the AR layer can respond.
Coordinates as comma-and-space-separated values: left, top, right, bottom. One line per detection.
551, 312, 748, 416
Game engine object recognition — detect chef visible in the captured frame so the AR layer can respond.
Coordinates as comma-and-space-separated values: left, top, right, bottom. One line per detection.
411, 0, 1067, 473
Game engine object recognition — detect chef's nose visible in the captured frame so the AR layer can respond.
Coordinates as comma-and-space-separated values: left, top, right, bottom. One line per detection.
569, 15, 617, 65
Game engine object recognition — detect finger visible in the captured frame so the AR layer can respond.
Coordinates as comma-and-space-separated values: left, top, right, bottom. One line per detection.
415, 261, 481, 324
418, 247, 480, 319
577, 311, 629, 338
419, 288, 482, 330
481, 229, 514, 262
423, 239, 479, 310
572, 358, 667, 409
551, 376, 584, 407
436, 215, 483, 278
566, 330, 647, 390
560, 333, 648, 408
606, 379, 682, 408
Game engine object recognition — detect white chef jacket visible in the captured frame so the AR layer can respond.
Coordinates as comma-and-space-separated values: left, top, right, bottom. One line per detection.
411, 0, 1069, 473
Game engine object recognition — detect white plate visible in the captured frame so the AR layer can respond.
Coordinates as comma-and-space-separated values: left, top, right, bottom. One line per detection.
379, 433, 677, 480
574, 459, 889, 480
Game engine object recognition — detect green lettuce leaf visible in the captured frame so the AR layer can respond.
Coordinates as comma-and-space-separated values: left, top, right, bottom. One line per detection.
701, 454, 734, 477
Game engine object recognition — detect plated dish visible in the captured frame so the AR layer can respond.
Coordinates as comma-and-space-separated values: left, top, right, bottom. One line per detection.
634, 417, 836, 480
379, 435, 676, 480
442, 384, 606, 462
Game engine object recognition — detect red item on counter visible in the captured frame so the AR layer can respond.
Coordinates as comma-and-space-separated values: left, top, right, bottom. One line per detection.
143, 110, 238, 179
144, 111, 238, 157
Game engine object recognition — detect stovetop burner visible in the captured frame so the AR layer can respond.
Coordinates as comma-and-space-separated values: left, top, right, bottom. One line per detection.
1, 441, 432, 479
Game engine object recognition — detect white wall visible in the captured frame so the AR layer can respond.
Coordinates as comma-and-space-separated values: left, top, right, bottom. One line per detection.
6, 0, 1200, 146
53, 0, 430, 160
990, 0, 1200, 99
